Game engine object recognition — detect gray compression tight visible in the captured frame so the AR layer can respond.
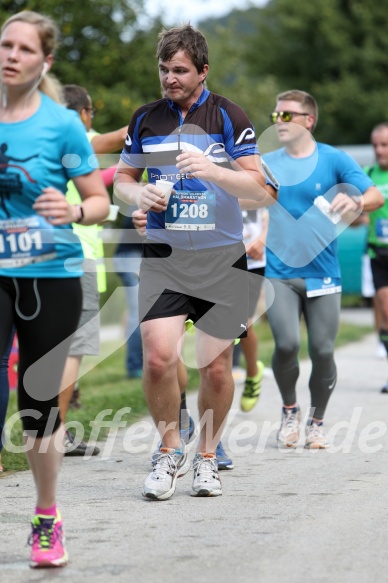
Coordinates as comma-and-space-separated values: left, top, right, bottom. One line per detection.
266, 278, 341, 420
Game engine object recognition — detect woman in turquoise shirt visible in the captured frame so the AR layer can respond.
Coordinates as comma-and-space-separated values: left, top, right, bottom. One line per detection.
0, 10, 109, 569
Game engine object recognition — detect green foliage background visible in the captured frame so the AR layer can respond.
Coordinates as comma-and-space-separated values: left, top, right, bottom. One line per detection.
2, 0, 387, 144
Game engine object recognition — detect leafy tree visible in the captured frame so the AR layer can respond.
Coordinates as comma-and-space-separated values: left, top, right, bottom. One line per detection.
200, 10, 282, 139
241, 0, 388, 144
5, 0, 387, 145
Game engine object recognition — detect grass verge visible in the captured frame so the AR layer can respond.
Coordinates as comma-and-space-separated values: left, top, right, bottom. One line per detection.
0, 318, 372, 474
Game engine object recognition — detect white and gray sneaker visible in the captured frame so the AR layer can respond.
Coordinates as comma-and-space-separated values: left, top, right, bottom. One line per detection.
191, 453, 222, 497
304, 420, 330, 449
277, 406, 301, 448
143, 442, 190, 501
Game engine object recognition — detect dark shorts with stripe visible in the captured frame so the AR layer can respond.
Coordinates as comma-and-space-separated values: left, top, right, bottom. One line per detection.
139, 241, 248, 339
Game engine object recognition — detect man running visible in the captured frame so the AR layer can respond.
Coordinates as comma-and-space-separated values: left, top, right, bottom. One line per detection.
114, 24, 277, 499
263, 90, 383, 449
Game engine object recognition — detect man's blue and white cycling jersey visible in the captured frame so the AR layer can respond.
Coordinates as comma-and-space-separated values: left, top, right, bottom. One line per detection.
121, 88, 260, 250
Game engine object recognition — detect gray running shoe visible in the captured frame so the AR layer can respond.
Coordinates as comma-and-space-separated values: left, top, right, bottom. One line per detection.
143, 442, 190, 501
304, 421, 330, 449
191, 453, 222, 497
277, 406, 301, 448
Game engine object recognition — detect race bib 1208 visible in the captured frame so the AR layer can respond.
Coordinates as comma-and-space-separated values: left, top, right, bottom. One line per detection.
165, 190, 216, 231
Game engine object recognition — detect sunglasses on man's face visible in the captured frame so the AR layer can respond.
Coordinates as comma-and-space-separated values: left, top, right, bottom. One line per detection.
270, 111, 310, 123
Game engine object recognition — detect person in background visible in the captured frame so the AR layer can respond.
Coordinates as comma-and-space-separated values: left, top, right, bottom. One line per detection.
363, 123, 388, 391
360, 241, 385, 358
59, 84, 127, 456
263, 90, 384, 449
238, 208, 268, 413
0, 331, 14, 472
113, 211, 144, 380
0, 11, 109, 568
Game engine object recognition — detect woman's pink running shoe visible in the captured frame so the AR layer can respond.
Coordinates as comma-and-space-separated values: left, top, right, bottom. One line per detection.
29, 511, 68, 568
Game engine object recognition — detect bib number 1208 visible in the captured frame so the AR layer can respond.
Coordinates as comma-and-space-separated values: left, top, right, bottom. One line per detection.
170, 203, 208, 219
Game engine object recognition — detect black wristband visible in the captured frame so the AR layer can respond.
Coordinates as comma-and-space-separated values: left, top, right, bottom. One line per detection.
75, 204, 84, 224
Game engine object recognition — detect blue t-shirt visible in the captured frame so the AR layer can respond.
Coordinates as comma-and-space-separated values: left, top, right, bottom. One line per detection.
0, 93, 94, 277
263, 143, 373, 279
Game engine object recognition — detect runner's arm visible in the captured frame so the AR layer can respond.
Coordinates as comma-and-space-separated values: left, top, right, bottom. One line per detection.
176, 151, 277, 207
114, 161, 168, 212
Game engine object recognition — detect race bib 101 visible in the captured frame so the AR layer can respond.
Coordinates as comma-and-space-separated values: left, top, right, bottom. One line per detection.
0, 215, 57, 268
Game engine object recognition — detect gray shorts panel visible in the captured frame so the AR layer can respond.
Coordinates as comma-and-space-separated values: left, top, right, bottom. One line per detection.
68, 270, 100, 356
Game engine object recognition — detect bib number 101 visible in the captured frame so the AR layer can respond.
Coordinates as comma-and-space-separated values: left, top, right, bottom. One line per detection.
0, 231, 43, 253
170, 203, 208, 219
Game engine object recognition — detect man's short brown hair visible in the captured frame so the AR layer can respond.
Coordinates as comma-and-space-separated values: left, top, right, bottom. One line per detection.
276, 89, 318, 130
63, 84, 90, 114
157, 24, 208, 74
371, 122, 388, 134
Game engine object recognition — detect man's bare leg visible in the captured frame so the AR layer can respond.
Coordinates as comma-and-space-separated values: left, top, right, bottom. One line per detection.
141, 315, 187, 448
195, 331, 234, 453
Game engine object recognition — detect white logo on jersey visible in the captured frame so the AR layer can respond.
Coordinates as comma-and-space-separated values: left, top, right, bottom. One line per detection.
151, 172, 189, 181
204, 143, 226, 157
235, 128, 255, 145
323, 277, 332, 285
125, 134, 132, 146
316, 183, 321, 191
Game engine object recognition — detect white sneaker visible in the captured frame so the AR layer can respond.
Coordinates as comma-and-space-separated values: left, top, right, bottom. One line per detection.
143, 442, 190, 501
304, 421, 330, 449
191, 453, 222, 497
277, 406, 301, 448
376, 342, 386, 359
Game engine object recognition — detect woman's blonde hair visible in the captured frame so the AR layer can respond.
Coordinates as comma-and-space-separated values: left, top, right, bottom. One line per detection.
1, 10, 64, 104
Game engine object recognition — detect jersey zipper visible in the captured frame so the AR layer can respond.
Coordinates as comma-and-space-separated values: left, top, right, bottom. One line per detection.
177, 118, 194, 249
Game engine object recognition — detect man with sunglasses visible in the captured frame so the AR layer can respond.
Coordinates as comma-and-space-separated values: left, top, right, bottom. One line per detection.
263, 89, 383, 449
